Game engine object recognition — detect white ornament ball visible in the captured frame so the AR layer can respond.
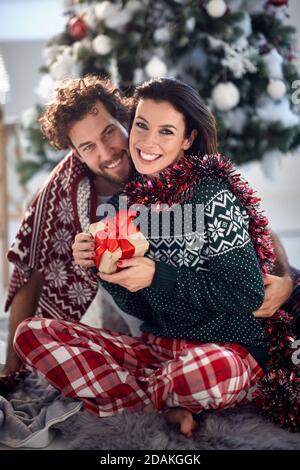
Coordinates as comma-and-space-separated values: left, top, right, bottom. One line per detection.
92, 34, 113, 55
125, 0, 142, 14
212, 82, 240, 111
145, 56, 167, 78
267, 79, 286, 100
206, 0, 227, 18
154, 28, 171, 43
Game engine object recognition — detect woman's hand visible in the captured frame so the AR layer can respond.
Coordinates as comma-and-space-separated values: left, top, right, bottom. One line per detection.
253, 273, 293, 318
99, 257, 156, 292
72, 233, 95, 269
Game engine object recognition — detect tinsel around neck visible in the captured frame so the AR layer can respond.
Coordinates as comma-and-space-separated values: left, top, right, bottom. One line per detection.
124, 153, 275, 274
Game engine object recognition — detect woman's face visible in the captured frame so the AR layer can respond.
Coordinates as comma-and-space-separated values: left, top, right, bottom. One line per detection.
129, 99, 195, 176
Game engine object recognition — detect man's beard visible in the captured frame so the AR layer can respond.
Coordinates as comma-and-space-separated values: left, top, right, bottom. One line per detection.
100, 157, 134, 186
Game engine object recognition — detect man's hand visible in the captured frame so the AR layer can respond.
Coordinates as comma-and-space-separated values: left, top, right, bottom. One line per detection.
253, 273, 293, 318
98, 257, 156, 292
72, 233, 95, 269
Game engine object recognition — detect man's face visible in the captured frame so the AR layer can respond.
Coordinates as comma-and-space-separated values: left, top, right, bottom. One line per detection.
69, 101, 133, 185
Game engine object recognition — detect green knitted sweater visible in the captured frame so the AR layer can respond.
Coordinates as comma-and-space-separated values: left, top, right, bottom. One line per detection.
100, 179, 267, 368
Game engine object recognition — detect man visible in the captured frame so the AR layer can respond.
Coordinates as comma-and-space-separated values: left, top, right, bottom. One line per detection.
0, 75, 136, 379
0, 74, 298, 380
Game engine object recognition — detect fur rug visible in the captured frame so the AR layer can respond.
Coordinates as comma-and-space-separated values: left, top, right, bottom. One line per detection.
52, 315, 300, 450
53, 405, 300, 450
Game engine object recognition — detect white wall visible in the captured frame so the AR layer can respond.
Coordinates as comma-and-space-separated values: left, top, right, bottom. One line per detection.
0, 0, 65, 119
0, 0, 66, 42
0, 41, 46, 119
240, 154, 300, 267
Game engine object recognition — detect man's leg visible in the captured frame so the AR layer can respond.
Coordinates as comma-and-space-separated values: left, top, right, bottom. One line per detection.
13, 317, 160, 416
0, 269, 43, 377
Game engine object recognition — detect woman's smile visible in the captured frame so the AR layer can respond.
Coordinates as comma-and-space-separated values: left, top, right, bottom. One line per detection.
137, 148, 162, 163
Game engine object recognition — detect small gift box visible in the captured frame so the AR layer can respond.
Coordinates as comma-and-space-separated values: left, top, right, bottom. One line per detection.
89, 210, 149, 274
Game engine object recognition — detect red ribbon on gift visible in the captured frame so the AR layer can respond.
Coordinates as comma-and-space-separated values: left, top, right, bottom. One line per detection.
93, 210, 139, 271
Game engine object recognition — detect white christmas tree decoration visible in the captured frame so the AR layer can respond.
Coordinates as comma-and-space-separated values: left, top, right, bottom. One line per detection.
221, 41, 257, 78
125, 0, 143, 14
154, 28, 171, 43
35, 75, 56, 103
262, 49, 284, 79
49, 47, 80, 81
95, 1, 131, 30
92, 34, 113, 55
256, 98, 299, 128
267, 79, 287, 100
145, 56, 168, 78
206, 0, 227, 18
212, 82, 240, 111
21, 108, 39, 129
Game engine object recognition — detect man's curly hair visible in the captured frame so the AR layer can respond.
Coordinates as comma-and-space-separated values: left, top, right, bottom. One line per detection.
39, 75, 131, 150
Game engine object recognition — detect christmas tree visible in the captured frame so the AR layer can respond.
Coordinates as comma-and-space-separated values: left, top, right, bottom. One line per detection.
19, 0, 300, 183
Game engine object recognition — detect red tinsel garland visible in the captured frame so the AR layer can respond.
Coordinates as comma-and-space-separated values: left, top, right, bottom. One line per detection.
254, 309, 300, 432
124, 153, 275, 274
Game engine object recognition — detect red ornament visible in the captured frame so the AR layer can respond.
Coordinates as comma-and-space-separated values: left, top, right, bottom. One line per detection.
268, 0, 288, 6
68, 16, 88, 40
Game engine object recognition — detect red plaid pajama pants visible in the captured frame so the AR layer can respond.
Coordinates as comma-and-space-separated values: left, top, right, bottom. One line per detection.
13, 317, 264, 417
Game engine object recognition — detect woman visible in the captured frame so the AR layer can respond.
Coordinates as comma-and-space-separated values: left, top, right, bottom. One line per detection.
13, 78, 274, 437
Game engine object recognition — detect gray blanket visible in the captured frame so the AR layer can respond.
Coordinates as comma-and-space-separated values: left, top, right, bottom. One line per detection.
1, 372, 300, 450
0, 373, 82, 448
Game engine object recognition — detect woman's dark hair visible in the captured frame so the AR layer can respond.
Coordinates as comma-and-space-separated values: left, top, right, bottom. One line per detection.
131, 78, 218, 156
39, 74, 131, 150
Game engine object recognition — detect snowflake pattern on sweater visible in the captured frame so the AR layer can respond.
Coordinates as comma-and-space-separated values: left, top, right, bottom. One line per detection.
146, 186, 251, 272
